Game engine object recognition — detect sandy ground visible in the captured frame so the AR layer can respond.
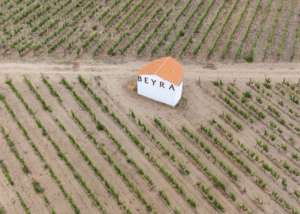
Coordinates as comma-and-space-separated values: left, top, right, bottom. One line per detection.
0, 61, 299, 214
0, 61, 299, 80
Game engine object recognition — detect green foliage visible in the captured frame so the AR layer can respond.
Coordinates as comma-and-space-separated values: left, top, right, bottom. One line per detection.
76, 76, 198, 210
290, 95, 299, 105
16, 192, 31, 214
64, 77, 152, 212
222, 113, 243, 131
256, 97, 263, 104
263, 78, 272, 89
53, 115, 131, 213
220, 94, 249, 120
212, 80, 223, 87
255, 177, 266, 190
283, 162, 300, 177
1, 81, 79, 213
197, 183, 225, 212
262, 163, 279, 179
243, 91, 252, 99
0, 94, 5, 101
159, 191, 170, 207
229, 192, 236, 202
182, 126, 237, 193
7, 79, 103, 213
41, 76, 63, 104
32, 181, 44, 193
0, 127, 30, 175
281, 178, 287, 190
130, 111, 189, 176
0, 206, 5, 214
256, 140, 269, 152
271, 191, 298, 214
227, 86, 238, 98
292, 153, 299, 161
24, 76, 52, 112
244, 51, 254, 63
0, 160, 14, 186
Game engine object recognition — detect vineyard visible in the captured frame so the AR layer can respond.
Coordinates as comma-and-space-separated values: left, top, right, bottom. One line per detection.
1, 0, 300, 213
0, 63, 299, 214
2, 0, 300, 62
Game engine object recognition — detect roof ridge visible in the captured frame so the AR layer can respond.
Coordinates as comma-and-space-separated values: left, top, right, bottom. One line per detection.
154, 57, 169, 75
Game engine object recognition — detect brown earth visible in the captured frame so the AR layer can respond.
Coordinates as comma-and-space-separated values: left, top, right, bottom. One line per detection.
0, 61, 299, 214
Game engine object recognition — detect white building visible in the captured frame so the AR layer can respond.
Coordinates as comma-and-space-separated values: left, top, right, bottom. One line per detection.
137, 57, 183, 107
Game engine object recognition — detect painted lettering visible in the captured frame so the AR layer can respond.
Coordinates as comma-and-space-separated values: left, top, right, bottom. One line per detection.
169, 84, 175, 91
144, 77, 149, 84
138, 76, 177, 92
151, 79, 156, 86
160, 81, 165, 88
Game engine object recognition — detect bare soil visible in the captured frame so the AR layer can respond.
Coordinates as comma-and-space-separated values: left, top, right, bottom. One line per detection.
0, 61, 299, 214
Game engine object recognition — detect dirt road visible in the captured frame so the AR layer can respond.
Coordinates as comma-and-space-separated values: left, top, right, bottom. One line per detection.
0, 62, 299, 82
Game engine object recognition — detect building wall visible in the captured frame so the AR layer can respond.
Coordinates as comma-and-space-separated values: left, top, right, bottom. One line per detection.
137, 74, 183, 107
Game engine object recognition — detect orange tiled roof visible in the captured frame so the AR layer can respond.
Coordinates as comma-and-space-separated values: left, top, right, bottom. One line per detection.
138, 57, 183, 85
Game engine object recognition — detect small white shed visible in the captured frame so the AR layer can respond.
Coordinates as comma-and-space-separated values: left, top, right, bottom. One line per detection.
137, 57, 183, 107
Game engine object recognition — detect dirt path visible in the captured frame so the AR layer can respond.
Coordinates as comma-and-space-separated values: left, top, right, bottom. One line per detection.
0, 61, 299, 81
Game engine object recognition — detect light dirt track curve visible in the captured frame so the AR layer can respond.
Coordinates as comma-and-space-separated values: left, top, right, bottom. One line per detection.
0, 62, 300, 80
0, 62, 299, 214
